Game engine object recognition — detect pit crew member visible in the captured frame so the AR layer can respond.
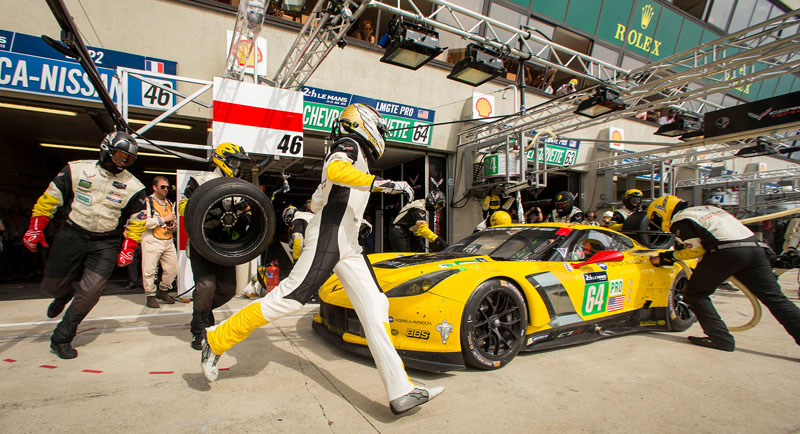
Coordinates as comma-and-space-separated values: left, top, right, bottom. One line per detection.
549, 191, 583, 223
388, 189, 447, 252
611, 188, 643, 226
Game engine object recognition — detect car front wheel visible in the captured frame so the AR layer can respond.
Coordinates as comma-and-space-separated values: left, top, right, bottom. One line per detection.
668, 270, 695, 331
460, 279, 527, 370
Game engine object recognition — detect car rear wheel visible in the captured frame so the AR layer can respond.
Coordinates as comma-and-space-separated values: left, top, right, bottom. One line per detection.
621, 212, 674, 249
460, 279, 527, 370
184, 177, 275, 266
667, 270, 695, 331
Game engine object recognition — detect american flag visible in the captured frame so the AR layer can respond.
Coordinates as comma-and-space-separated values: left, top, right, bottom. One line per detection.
417, 109, 429, 119
607, 296, 624, 312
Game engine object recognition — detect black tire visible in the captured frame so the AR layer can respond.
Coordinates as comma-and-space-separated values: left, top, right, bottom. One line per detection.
667, 270, 695, 331
184, 177, 275, 266
621, 212, 674, 249
460, 279, 527, 370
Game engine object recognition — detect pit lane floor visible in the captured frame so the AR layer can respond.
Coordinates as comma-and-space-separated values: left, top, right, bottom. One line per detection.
0, 272, 798, 433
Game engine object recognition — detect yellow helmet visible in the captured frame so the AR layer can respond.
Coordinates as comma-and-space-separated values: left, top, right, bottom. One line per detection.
213, 142, 249, 177
623, 188, 644, 210
647, 195, 687, 232
489, 210, 512, 227
335, 103, 387, 162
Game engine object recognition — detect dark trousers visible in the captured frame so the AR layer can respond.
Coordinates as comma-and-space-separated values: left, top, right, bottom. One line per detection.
189, 246, 236, 337
41, 227, 119, 344
687, 247, 800, 346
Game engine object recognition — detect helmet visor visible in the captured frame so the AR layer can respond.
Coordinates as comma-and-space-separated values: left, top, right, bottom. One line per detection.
629, 196, 642, 207
110, 149, 136, 167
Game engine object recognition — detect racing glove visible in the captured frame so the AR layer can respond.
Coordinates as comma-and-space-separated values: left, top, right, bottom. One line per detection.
23, 216, 50, 252
653, 251, 676, 267
291, 235, 303, 261
117, 238, 138, 267
372, 178, 414, 200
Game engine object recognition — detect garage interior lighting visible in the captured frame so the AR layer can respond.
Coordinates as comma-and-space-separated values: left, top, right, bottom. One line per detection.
280, 0, 307, 12
654, 117, 703, 137
128, 118, 193, 130
574, 87, 627, 118
735, 139, 777, 157
447, 44, 506, 87
0, 102, 78, 117
40, 142, 179, 158
380, 21, 445, 71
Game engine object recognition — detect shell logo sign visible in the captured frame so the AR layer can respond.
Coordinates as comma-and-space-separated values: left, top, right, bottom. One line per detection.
608, 126, 624, 151
233, 39, 263, 68
226, 30, 267, 78
472, 92, 495, 122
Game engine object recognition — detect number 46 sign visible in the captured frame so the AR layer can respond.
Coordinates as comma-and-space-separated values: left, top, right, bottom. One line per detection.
141, 79, 174, 109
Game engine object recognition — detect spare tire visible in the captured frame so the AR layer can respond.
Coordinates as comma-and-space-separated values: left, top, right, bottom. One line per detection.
184, 177, 275, 266
621, 212, 674, 249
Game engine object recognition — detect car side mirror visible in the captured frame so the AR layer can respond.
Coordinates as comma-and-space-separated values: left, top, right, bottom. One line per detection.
571, 250, 624, 268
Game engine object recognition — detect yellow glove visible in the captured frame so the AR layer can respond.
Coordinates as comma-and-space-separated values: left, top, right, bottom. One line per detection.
413, 223, 439, 243
292, 236, 302, 260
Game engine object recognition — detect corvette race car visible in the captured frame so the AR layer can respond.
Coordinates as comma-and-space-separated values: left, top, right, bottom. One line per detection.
312, 223, 695, 372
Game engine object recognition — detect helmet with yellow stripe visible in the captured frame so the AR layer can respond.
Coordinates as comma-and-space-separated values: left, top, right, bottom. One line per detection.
647, 195, 687, 232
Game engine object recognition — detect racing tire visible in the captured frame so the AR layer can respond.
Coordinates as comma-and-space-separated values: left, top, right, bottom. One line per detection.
460, 279, 527, 370
621, 212, 674, 249
184, 177, 275, 267
667, 270, 695, 331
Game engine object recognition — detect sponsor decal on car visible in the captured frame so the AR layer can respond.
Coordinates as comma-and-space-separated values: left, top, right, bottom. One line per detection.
582, 272, 609, 315
439, 258, 486, 268
563, 263, 573, 272
406, 329, 430, 340
435, 319, 453, 344
597, 263, 607, 270
394, 318, 432, 326
556, 248, 567, 258
639, 320, 667, 327
557, 328, 584, 338
470, 348, 501, 368
526, 333, 549, 346
609, 278, 624, 296
607, 296, 625, 312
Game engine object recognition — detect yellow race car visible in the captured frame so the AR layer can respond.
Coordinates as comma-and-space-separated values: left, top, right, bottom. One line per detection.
313, 223, 695, 372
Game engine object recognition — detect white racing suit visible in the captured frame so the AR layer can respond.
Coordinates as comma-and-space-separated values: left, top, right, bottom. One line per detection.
289, 211, 314, 261
549, 206, 583, 223
205, 137, 417, 401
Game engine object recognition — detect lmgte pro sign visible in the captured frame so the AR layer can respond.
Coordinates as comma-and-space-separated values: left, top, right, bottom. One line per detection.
212, 77, 304, 157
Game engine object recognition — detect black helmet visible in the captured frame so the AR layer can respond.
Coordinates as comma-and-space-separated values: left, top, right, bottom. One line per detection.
282, 205, 297, 226
553, 191, 575, 217
100, 131, 138, 174
426, 190, 446, 211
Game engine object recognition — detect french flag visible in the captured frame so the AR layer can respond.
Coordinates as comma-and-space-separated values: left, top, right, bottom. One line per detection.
145, 60, 164, 73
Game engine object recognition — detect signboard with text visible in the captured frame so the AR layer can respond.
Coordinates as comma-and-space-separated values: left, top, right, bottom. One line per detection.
0, 29, 177, 110
301, 86, 435, 147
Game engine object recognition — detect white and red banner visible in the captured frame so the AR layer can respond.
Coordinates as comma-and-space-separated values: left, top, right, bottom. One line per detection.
212, 77, 304, 157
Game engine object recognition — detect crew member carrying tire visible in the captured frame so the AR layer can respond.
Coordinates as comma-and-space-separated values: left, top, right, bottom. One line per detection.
549, 191, 583, 223
24, 132, 147, 359
179, 142, 251, 350
647, 195, 800, 351
388, 189, 447, 252
197, 103, 444, 416
611, 189, 644, 227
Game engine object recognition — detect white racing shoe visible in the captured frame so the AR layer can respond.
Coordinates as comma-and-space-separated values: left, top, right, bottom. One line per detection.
389, 386, 445, 415
200, 332, 221, 382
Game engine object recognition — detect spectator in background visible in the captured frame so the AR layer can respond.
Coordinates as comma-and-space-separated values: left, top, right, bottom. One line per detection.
524, 205, 544, 224
601, 211, 614, 228
647, 109, 661, 123
140, 176, 178, 309
582, 211, 600, 226
659, 109, 677, 125
555, 78, 578, 97
353, 19, 375, 43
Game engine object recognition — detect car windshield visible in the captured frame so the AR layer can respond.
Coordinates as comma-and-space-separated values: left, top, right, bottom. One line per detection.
442, 227, 561, 261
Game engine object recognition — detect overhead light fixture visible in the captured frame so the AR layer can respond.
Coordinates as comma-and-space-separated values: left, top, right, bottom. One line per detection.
380, 21, 445, 70
128, 118, 192, 130
0, 102, 78, 117
574, 87, 627, 118
735, 138, 777, 157
41, 142, 179, 158
280, 0, 307, 12
447, 44, 506, 87
679, 126, 705, 141
654, 117, 703, 137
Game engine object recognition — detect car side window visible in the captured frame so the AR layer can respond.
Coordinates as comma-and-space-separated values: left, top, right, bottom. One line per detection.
569, 230, 619, 261
607, 231, 635, 251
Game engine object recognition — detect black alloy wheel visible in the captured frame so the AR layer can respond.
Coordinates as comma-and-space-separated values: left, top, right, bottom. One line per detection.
668, 270, 695, 331
461, 279, 527, 370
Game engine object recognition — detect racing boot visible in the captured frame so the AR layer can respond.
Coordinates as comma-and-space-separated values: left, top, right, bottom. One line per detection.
389, 386, 445, 415
50, 341, 78, 359
156, 290, 175, 304
146, 296, 160, 309
191, 333, 203, 350
200, 331, 221, 382
47, 287, 75, 319
688, 336, 735, 352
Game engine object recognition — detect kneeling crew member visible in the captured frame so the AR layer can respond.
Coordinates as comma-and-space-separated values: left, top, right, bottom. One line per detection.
24, 132, 146, 359
648, 195, 800, 351
198, 103, 444, 416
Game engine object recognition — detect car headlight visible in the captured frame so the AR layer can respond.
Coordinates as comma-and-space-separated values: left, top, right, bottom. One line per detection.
384, 269, 461, 297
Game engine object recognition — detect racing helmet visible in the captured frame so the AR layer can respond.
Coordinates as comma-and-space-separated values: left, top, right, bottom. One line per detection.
213, 142, 249, 177
489, 210, 512, 227
482, 194, 501, 211
359, 220, 373, 238
334, 103, 387, 163
647, 195, 687, 232
100, 131, 138, 174
553, 191, 575, 217
623, 189, 644, 211
426, 190, 446, 211
282, 205, 297, 226
602, 210, 614, 221
582, 238, 603, 256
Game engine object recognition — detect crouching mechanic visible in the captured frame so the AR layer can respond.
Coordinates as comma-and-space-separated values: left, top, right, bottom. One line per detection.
388, 190, 447, 252
23, 132, 146, 359
179, 142, 251, 350
648, 195, 800, 351
198, 103, 444, 415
